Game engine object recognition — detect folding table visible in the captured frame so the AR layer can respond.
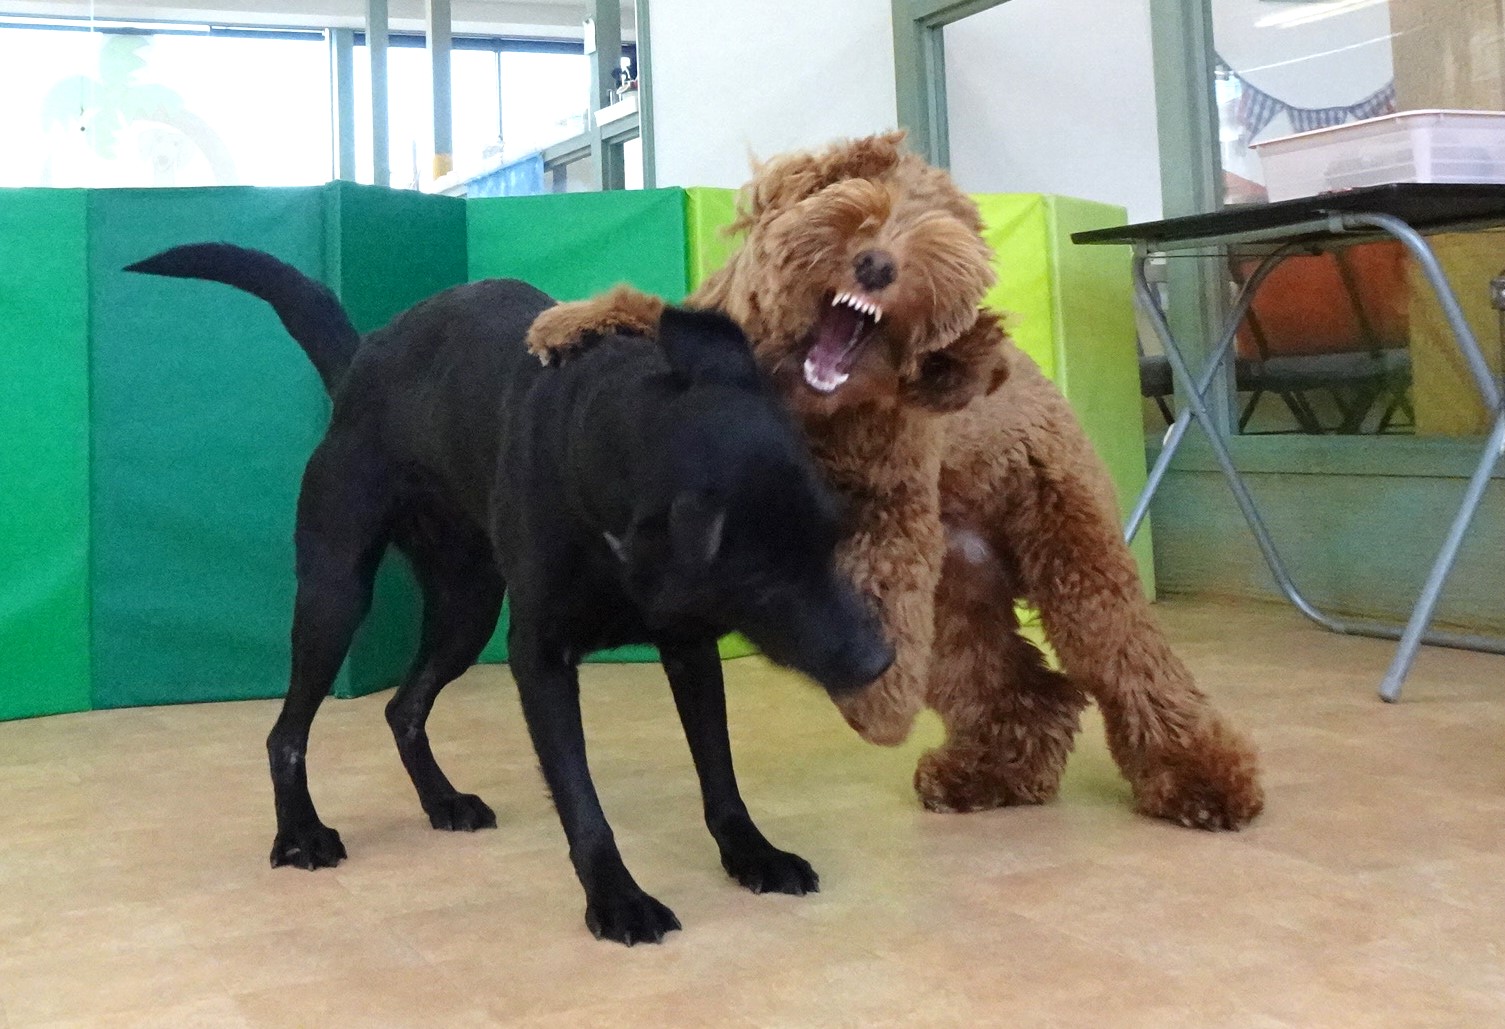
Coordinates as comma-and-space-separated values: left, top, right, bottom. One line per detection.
1074, 184, 1505, 701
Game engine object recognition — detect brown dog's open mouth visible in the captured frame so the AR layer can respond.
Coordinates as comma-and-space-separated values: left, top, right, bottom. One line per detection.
802, 291, 883, 394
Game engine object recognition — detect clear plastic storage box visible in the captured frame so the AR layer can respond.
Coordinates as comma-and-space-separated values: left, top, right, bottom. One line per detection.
1253, 109, 1505, 202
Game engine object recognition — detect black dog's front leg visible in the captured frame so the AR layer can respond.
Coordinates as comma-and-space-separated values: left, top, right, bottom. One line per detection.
659, 638, 819, 896
508, 623, 681, 945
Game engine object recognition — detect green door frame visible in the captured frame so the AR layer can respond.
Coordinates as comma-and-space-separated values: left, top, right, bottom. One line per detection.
892, 0, 1234, 429
891, 0, 1007, 167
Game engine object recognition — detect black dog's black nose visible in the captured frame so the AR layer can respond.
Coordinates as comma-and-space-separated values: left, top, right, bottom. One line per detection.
833, 636, 894, 694
856, 639, 895, 685
854, 249, 897, 292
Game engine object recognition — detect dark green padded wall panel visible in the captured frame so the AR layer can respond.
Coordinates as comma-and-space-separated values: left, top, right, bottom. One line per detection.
330, 183, 468, 698
88, 187, 330, 708
466, 188, 689, 301
468, 188, 691, 665
0, 190, 92, 720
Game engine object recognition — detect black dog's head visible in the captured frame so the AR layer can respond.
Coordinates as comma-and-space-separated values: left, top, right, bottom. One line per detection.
606, 308, 893, 696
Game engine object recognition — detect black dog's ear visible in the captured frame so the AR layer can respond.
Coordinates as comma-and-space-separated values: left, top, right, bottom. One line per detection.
669, 492, 726, 567
657, 306, 761, 386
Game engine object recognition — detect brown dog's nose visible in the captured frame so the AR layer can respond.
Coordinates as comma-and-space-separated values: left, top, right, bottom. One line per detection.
854, 249, 896, 292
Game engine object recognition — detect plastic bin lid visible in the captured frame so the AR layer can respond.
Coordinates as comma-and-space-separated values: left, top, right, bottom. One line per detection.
1252, 109, 1505, 150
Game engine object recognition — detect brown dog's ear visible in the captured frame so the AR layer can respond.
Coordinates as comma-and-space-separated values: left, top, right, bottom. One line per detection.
730, 131, 908, 232
901, 310, 1010, 413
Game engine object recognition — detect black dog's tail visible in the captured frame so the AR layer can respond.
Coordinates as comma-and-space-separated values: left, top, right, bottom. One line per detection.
125, 243, 359, 394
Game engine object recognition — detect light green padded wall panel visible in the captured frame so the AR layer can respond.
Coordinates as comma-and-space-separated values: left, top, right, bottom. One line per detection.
684, 187, 740, 291
682, 186, 758, 660
973, 194, 1154, 592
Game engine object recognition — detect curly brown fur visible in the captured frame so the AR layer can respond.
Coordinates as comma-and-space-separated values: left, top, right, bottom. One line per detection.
532, 133, 1264, 830
527, 285, 666, 364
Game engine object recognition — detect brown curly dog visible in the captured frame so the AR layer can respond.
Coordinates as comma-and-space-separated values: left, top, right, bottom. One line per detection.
527, 132, 1264, 830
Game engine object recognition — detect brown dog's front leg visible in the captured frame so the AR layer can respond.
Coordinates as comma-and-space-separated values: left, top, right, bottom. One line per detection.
830, 478, 946, 748
526, 285, 667, 364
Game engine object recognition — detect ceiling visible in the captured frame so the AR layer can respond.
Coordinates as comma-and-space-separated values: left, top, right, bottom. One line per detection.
0, 0, 638, 39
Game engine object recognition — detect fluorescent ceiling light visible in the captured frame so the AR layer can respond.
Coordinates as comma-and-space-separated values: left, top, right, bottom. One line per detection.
1256, 0, 1387, 29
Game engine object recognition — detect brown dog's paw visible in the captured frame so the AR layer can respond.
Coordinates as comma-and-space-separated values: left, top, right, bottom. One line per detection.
833, 687, 921, 748
914, 745, 1062, 814
525, 285, 666, 365
1132, 719, 1265, 831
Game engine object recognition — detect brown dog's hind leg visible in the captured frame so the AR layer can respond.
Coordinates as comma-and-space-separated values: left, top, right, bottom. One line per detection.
525, 285, 667, 364
1001, 399, 1264, 831
915, 533, 1087, 813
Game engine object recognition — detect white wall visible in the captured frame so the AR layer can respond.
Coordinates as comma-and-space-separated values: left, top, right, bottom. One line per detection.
647, 0, 898, 188
942, 0, 1163, 223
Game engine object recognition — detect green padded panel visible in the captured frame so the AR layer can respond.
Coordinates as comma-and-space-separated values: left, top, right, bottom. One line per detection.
328, 183, 468, 698
88, 187, 331, 709
0, 190, 92, 721
467, 188, 690, 301
1045, 196, 1154, 589
973, 194, 1154, 593
684, 187, 740, 291
683, 187, 759, 661
470, 189, 691, 665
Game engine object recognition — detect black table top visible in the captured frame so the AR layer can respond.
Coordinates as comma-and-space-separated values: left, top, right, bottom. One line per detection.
1072, 183, 1505, 249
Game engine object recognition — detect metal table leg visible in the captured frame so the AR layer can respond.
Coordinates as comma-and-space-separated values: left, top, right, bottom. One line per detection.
1378, 408, 1505, 700
1125, 244, 1302, 543
1125, 231, 1505, 702
1130, 251, 1352, 630
1340, 214, 1505, 701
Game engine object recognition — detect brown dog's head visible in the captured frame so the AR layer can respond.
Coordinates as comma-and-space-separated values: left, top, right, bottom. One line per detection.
699, 131, 1006, 419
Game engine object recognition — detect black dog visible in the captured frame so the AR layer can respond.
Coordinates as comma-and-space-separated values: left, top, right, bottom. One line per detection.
126, 244, 892, 945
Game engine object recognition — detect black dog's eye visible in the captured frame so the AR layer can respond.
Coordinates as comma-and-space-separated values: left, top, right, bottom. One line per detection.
741, 574, 781, 608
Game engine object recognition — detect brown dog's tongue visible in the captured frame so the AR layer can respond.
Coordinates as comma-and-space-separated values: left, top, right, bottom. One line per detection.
810, 304, 866, 375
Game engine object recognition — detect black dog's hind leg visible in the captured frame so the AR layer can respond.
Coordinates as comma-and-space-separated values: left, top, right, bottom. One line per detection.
659, 638, 819, 896
385, 530, 505, 831
268, 438, 391, 870
508, 617, 681, 946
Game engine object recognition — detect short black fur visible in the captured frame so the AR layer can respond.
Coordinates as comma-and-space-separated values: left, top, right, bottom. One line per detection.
126, 243, 892, 946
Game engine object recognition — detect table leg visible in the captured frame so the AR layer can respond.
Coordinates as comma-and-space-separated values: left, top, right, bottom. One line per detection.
1125, 245, 1300, 542
1378, 409, 1505, 700
1131, 252, 1346, 630
1341, 214, 1505, 700
1129, 219, 1505, 702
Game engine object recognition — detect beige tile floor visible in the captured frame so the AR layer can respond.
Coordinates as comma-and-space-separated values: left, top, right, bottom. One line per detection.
2, 597, 1503, 1027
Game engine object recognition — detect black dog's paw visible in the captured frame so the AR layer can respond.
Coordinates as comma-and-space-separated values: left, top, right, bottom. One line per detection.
270, 823, 347, 870
584, 888, 682, 946
425, 793, 497, 832
722, 843, 820, 896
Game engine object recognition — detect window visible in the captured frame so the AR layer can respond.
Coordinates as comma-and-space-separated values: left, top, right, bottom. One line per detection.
0, 21, 331, 188
0, 17, 641, 196
1210, 0, 1505, 438
351, 44, 512, 188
